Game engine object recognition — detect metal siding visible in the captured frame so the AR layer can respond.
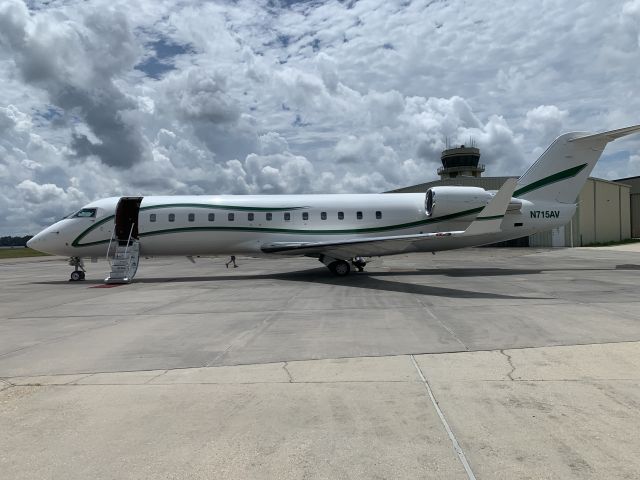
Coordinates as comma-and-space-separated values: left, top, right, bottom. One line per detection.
632, 194, 640, 238
528, 230, 553, 247
578, 180, 595, 245
620, 186, 631, 240
615, 177, 640, 194
595, 181, 622, 242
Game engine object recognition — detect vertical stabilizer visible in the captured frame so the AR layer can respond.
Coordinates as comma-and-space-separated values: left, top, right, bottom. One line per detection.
515, 125, 640, 203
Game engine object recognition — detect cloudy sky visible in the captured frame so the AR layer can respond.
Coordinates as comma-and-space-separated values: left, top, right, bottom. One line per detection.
1, 0, 639, 235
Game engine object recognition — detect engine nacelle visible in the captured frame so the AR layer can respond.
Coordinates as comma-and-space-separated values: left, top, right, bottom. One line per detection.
425, 186, 492, 217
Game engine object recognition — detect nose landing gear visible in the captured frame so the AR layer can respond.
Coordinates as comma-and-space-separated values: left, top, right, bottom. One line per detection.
68, 257, 86, 281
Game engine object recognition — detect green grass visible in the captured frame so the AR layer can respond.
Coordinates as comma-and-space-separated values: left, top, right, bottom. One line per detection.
0, 248, 52, 258
582, 238, 640, 247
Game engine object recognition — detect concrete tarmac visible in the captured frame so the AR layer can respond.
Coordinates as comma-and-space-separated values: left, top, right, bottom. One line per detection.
1, 247, 640, 479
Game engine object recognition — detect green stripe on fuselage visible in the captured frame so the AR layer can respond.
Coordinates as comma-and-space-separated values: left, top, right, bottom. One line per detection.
71, 205, 483, 247
139, 203, 306, 212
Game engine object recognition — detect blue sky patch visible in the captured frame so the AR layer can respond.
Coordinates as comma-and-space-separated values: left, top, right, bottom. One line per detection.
135, 38, 194, 79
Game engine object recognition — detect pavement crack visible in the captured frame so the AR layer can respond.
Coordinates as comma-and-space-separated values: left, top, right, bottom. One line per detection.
282, 362, 294, 383
70, 373, 95, 384
500, 349, 516, 381
145, 369, 169, 384
0, 377, 15, 391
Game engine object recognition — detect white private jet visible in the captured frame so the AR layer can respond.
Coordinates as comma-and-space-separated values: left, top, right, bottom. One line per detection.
28, 125, 640, 283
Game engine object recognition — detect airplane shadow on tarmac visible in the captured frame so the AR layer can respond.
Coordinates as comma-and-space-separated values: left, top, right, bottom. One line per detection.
33, 264, 634, 300
97, 267, 556, 300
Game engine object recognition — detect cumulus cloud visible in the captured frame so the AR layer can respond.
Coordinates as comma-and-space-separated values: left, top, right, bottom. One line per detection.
0, 0, 147, 168
524, 105, 569, 145
0, 0, 639, 235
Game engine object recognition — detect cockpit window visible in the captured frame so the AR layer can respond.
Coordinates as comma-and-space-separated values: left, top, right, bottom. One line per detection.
74, 208, 97, 218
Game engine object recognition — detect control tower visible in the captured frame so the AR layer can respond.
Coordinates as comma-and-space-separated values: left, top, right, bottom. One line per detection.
437, 142, 485, 179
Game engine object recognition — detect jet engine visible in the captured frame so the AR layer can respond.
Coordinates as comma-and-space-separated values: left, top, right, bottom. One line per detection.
425, 186, 492, 217
425, 186, 522, 217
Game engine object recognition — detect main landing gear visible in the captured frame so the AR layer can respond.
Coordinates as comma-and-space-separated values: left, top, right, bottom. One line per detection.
352, 256, 367, 272
320, 255, 368, 276
68, 257, 86, 281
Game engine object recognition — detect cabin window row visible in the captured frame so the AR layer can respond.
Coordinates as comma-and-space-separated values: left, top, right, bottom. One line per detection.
148, 211, 383, 222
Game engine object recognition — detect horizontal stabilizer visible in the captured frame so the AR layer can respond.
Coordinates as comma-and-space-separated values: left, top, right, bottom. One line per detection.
463, 178, 517, 236
568, 124, 640, 143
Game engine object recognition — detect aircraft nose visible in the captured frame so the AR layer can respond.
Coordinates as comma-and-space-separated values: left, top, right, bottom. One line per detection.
27, 226, 65, 255
27, 233, 40, 249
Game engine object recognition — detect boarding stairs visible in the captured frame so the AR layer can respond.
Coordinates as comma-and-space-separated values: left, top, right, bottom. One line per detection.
105, 224, 140, 284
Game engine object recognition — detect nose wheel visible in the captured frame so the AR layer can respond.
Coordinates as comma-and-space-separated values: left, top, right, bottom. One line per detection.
68, 257, 86, 281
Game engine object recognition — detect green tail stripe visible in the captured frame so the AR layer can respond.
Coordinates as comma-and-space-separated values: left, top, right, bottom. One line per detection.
514, 163, 587, 198
476, 215, 504, 221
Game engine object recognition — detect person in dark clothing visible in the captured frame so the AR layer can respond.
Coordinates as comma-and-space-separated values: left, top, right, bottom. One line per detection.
225, 255, 238, 268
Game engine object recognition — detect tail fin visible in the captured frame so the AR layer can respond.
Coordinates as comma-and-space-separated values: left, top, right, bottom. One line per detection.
515, 125, 640, 203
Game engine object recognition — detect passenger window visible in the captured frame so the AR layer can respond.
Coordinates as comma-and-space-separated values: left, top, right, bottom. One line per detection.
248, 213, 254, 221
284, 212, 291, 221
168, 213, 175, 222
188, 213, 195, 222
228, 213, 234, 221
321, 212, 327, 220
208, 213, 215, 222
357, 211, 363, 220
338, 212, 344, 220
150, 214, 156, 222
302, 212, 309, 221
376, 211, 382, 219
266, 213, 272, 221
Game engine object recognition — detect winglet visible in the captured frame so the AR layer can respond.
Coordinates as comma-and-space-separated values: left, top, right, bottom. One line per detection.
463, 178, 518, 236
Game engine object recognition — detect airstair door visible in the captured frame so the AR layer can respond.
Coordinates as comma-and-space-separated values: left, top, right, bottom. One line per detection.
114, 197, 143, 243
106, 197, 143, 284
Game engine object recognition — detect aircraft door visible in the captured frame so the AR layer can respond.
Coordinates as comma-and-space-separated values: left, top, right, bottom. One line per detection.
114, 197, 143, 243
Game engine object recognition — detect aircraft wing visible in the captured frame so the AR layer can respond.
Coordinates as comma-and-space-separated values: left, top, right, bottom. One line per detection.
261, 179, 518, 259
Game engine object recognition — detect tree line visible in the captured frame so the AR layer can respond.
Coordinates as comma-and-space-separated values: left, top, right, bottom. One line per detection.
1, 236, 33, 247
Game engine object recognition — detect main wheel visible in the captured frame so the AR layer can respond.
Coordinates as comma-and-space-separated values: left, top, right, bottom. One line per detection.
329, 260, 351, 277
70, 271, 82, 281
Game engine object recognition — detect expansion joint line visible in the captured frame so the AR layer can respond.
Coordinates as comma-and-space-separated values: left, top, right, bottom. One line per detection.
0, 377, 15, 391
410, 355, 477, 480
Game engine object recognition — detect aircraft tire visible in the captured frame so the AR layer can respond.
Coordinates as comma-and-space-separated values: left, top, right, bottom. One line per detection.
329, 260, 351, 276
70, 271, 82, 281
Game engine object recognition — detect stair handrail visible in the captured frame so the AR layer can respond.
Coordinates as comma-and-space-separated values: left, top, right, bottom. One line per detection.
105, 229, 116, 265
123, 223, 135, 258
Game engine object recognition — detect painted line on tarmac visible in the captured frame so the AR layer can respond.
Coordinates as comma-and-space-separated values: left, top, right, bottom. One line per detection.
410, 354, 477, 480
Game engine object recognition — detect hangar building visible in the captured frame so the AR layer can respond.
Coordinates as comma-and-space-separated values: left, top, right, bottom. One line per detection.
615, 176, 640, 238
389, 145, 635, 247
